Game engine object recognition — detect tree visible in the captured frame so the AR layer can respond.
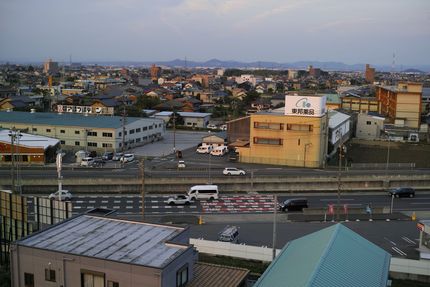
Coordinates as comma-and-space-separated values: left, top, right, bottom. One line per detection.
168, 111, 184, 127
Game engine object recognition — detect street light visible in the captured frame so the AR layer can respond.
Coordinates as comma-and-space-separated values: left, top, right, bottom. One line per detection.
8, 128, 22, 195
382, 130, 391, 188
335, 130, 346, 221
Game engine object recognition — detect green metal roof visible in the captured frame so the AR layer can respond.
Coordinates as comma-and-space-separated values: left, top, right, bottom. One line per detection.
0, 111, 162, 129
254, 224, 391, 287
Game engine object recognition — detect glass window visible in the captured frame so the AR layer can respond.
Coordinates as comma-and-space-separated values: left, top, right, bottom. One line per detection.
32, 128, 37, 132
176, 265, 188, 287
45, 269, 56, 282
102, 143, 113, 148
75, 141, 80, 146
46, 128, 51, 132
60, 140, 65, 145
107, 281, 119, 287
87, 131, 97, 137
81, 271, 105, 287
24, 273, 34, 287
254, 122, 284, 130
88, 142, 97, 147
253, 137, 283, 145
75, 130, 80, 134
102, 132, 113, 137
60, 130, 65, 133
129, 129, 135, 134
287, 124, 313, 132
143, 127, 147, 131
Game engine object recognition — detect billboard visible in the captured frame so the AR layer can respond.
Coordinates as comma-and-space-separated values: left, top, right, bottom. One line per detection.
285, 95, 326, 117
56, 105, 114, 115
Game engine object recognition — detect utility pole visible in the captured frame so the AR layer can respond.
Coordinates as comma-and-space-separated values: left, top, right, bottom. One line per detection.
121, 95, 127, 167
272, 194, 277, 260
9, 128, 16, 194
173, 111, 176, 154
336, 131, 344, 221
139, 159, 145, 220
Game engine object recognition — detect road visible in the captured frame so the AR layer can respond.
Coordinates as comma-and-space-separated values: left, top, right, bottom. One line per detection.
25, 192, 430, 215
189, 221, 421, 259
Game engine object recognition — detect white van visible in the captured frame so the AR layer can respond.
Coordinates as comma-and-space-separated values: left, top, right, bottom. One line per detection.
210, 146, 227, 156
187, 185, 219, 200
196, 145, 213, 154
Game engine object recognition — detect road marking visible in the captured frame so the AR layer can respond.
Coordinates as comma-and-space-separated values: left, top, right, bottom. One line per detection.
114, 200, 121, 203
100, 206, 107, 209
319, 199, 355, 202
126, 200, 133, 203
89, 200, 96, 203
401, 236, 416, 245
76, 201, 83, 204
410, 203, 430, 205
113, 206, 120, 209
101, 200, 108, 203
126, 206, 133, 209
392, 247, 407, 256
384, 237, 396, 246
74, 206, 81, 209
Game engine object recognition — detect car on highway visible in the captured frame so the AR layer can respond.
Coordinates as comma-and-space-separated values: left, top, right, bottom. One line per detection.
164, 195, 192, 205
80, 157, 95, 167
49, 190, 72, 201
223, 167, 246, 176
120, 153, 135, 163
91, 157, 106, 167
218, 225, 239, 243
388, 187, 415, 198
279, 198, 309, 212
178, 160, 186, 168
102, 152, 114, 160
112, 152, 124, 161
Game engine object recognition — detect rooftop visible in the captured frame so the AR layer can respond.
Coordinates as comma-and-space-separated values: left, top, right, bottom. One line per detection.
0, 129, 59, 149
0, 111, 161, 129
254, 224, 391, 287
17, 215, 189, 268
155, 111, 212, 118
187, 262, 249, 287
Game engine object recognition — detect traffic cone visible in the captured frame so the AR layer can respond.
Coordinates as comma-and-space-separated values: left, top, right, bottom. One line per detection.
198, 215, 204, 225
412, 212, 416, 221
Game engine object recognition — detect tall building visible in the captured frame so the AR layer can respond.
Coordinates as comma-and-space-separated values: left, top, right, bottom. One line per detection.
236, 94, 328, 168
365, 64, 375, 83
43, 58, 59, 74
150, 64, 162, 82
376, 82, 423, 128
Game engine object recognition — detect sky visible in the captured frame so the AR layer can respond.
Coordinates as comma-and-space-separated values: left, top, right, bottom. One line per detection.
0, 0, 429, 65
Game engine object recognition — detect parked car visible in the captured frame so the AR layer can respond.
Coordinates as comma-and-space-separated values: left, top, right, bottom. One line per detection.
102, 152, 114, 160
196, 145, 213, 154
112, 152, 124, 161
164, 195, 191, 205
388, 187, 415, 198
80, 157, 95, 167
207, 124, 218, 130
218, 225, 239, 243
279, 198, 309, 212
220, 124, 227, 131
120, 153, 135, 163
49, 190, 72, 201
223, 167, 246, 176
210, 146, 228, 156
177, 160, 186, 168
91, 157, 106, 167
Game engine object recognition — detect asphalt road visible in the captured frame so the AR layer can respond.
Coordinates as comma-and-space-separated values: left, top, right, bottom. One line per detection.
25, 192, 430, 216
189, 221, 421, 259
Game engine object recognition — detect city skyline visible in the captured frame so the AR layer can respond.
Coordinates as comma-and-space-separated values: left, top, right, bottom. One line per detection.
0, 0, 429, 65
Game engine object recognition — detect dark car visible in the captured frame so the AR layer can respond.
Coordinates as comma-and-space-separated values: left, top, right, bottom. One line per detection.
91, 158, 106, 167
388, 187, 415, 198
102, 152, 114, 160
279, 198, 308, 212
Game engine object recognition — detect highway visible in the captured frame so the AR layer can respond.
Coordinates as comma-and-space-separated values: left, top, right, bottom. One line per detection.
25, 192, 430, 215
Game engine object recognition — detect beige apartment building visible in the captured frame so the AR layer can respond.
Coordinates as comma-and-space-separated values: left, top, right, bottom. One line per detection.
376, 82, 423, 129
237, 95, 328, 168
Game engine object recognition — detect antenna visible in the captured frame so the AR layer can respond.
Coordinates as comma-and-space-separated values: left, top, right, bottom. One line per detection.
391, 52, 396, 73
184, 56, 187, 70
69, 54, 72, 66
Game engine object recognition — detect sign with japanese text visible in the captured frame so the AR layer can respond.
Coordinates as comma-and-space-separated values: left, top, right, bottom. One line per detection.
285, 95, 326, 117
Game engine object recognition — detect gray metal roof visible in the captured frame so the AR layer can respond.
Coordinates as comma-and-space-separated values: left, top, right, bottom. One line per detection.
18, 215, 188, 268
0, 111, 162, 129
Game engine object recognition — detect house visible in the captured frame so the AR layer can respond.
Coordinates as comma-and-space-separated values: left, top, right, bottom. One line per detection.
154, 111, 211, 128
356, 113, 386, 140
254, 224, 391, 287
202, 131, 227, 148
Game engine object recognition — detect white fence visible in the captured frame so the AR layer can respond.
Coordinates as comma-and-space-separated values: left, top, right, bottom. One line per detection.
390, 257, 430, 276
191, 238, 430, 279
190, 238, 280, 262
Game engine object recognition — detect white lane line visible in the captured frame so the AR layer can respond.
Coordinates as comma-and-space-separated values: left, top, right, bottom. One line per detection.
89, 200, 96, 203
76, 201, 83, 204
384, 237, 396, 246
410, 203, 430, 205
114, 200, 121, 203
320, 199, 355, 202
101, 200, 108, 203
126, 200, 133, 203
392, 247, 407, 256
401, 236, 416, 245
113, 206, 120, 209
100, 206, 107, 209
126, 206, 133, 209
74, 206, 81, 209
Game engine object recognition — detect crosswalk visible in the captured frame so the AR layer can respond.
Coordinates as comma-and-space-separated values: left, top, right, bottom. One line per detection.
201, 195, 275, 213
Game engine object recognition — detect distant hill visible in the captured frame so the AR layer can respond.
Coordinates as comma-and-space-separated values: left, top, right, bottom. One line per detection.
402, 68, 425, 74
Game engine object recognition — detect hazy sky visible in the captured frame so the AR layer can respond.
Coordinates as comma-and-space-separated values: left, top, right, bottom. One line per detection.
1, 0, 429, 65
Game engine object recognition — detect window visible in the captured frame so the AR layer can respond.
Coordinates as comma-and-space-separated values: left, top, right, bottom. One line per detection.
136, 138, 141, 143
32, 128, 37, 132
286, 124, 313, 132
24, 273, 34, 287
107, 281, 119, 287
75, 130, 80, 134
129, 129, 135, 134
87, 131, 97, 137
60, 129, 65, 134
118, 132, 122, 137
143, 126, 148, 131
102, 143, 113, 148
46, 128, 51, 132
102, 132, 113, 137
81, 271, 105, 287
254, 122, 284, 130
253, 137, 283, 145
75, 141, 80, 146
60, 140, 65, 144
136, 128, 141, 133
366, 121, 372, 125
176, 265, 188, 287
149, 126, 153, 130
45, 268, 56, 282
88, 142, 97, 147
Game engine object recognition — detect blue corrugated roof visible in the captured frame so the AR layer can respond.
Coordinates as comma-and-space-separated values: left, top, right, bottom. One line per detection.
0, 111, 161, 129
255, 224, 391, 287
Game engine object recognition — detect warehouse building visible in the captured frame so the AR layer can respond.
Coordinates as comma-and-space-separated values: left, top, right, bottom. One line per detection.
0, 111, 165, 152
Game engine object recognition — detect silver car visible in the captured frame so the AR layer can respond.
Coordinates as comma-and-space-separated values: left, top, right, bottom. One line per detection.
164, 195, 191, 205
